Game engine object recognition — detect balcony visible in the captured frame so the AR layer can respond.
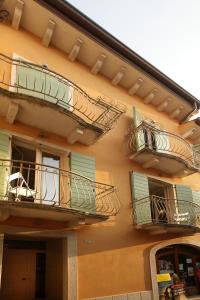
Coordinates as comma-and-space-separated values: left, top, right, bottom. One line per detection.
127, 122, 200, 177
133, 195, 200, 234
0, 159, 120, 224
0, 53, 125, 145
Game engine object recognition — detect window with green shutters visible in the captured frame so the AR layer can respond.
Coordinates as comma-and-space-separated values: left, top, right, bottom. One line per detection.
0, 131, 10, 199
70, 152, 96, 213
130, 172, 200, 227
13, 55, 73, 110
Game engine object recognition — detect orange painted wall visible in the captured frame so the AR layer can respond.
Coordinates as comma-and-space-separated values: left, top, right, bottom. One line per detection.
1, 23, 200, 299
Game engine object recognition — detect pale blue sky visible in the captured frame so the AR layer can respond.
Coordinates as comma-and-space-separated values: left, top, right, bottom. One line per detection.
67, 0, 200, 100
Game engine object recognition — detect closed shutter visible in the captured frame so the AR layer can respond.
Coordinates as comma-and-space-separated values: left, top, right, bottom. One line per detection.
0, 131, 10, 199
133, 107, 145, 151
44, 74, 73, 110
130, 172, 151, 225
16, 62, 73, 109
154, 128, 170, 154
70, 152, 95, 212
16, 64, 45, 99
175, 184, 194, 225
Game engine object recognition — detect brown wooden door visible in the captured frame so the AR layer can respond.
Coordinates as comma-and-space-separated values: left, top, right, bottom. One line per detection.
1, 249, 36, 300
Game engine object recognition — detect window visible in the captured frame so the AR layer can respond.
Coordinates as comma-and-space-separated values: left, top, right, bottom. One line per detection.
131, 172, 175, 225
148, 178, 173, 223
41, 152, 60, 205
10, 139, 64, 205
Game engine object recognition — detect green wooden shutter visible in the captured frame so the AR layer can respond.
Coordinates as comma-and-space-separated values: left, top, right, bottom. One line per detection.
193, 191, 200, 206
70, 152, 96, 213
44, 74, 73, 108
130, 172, 151, 225
133, 107, 145, 151
16, 64, 45, 99
16, 63, 73, 109
175, 184, 194, 225
193, 145, 200, 168
0, 132, 10, 199
193, 144, 200, 152
192, 191, 200, 224
155, 129, 170, 154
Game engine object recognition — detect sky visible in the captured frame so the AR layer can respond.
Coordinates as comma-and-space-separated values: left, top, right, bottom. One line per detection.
67, 0, 200, 101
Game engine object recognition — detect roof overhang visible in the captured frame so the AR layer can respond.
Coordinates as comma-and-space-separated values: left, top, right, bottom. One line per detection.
1, 0, 200, 124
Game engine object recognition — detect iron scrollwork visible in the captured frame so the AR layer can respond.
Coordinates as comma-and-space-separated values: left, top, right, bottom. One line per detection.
0, 10, 9, 22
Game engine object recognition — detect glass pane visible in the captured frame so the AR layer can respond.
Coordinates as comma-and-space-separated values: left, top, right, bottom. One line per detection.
158, 255, 175, 274
41, 153, 60, 205
178, 254, 195, 286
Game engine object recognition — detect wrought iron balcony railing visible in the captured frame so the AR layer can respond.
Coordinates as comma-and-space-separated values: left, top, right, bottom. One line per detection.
0, 159, 120, 217
0, 53, 126, 133
128, 122, 200, 171
133, 195, 200, 228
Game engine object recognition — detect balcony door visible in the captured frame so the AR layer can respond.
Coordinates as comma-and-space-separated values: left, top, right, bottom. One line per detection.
41, 152, 60, 205
148, 178, 174, 224
11, 140, 63, 206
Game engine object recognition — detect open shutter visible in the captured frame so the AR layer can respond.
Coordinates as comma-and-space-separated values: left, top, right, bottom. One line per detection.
133, 107, 145, 151
192, 191, 200, 226
193, 191, 200, 206
154, 128, 170, 154
16, 61, 73, 109
175, 184, 194, 225
130, 172, 151, 225
193, 144, 200, 168
70, 152, 95, 212
0, 131, 10, 199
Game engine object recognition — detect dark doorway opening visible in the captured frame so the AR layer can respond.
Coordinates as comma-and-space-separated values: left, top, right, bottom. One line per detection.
35, 252, 46, 298
156, 244, 200, 297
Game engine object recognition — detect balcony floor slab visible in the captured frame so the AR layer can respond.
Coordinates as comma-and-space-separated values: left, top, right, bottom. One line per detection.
132, 150, 197, 177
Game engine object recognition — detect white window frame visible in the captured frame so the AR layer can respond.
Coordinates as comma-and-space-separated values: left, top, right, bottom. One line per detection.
11, 135, 70, 205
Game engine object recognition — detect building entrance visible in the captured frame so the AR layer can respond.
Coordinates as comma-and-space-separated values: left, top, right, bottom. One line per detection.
0, 239, 46, 300
156, 244, 200, 297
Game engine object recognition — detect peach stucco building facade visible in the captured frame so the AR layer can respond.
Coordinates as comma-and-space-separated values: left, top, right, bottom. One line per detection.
0, 1, 200, 300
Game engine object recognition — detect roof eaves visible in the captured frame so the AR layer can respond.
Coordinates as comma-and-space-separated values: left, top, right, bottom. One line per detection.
35, 0, 200, 110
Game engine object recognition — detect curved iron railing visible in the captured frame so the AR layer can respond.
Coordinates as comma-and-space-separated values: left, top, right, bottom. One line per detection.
0, 53, 126, 132
0, 159, 120, 217
0, 10, 9, 22
128, 122, 200, 170
133, 195, 200, 228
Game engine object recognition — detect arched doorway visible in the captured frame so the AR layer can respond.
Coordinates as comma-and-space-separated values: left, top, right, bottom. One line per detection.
150, 240, 200, 300
157, 244, 200, 296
